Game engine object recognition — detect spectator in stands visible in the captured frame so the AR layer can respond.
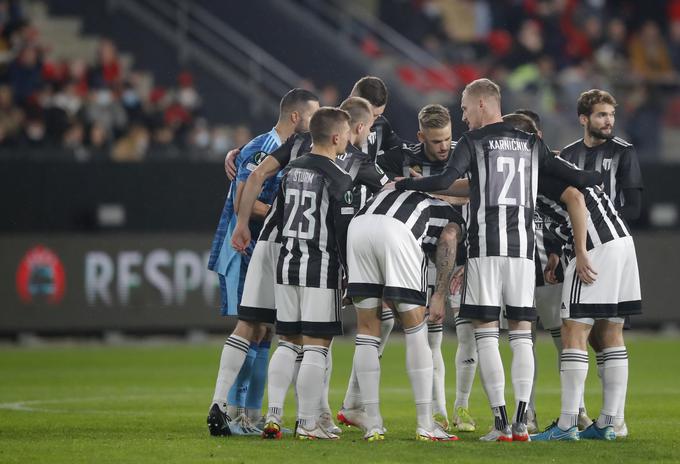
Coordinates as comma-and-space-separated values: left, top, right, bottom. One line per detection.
90, 38, 121, 87
87, 122, 111, 161
84, 86, 127, 137
593, 17, 629, 76
147, 125, 181, 161
8, 46, 42, 103
668, 20, 680, 71
111, 123, 149, 162
629, 20, 677, 83
0, 84, 24, 146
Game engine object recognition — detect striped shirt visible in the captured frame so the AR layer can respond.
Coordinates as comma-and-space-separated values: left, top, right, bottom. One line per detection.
336, 143, 389, 210
361, 115, 402, 163
257, 132, 311, 242
355, 189, 464, 255
537, 174, 631, 257
275, 154, 355, 289
533, 211, 564, 286
395, 122, 602, 260
560, 136, 643, 211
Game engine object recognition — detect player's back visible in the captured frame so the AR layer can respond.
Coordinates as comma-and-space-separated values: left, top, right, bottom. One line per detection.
335, 143, 389, 209
356, 189, 461, 254
461, 122, 539, 260
276, 154, 354, 288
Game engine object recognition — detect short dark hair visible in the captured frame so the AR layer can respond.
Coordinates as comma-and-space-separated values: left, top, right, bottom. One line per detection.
577, 89, 617, 117
309, 107, 351, 144
350, 76, 388, 107
514, 108, 541, 131
339, 97, 373, 125
418, 104, 451, 130
502, 113, 539, 135
280, 88, 319, 115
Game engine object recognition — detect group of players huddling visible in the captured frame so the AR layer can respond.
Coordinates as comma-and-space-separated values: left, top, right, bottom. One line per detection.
206, 75, 643, 442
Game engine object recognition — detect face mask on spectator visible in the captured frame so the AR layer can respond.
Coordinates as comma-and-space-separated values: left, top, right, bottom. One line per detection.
178, 88, 199, 109
195, 129, 210, 148
122, 89, 140, 107
95, 90, 113, 106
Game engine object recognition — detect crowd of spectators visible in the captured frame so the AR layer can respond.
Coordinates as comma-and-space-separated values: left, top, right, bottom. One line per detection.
0, 0, 252, 162
366, 0, 680, 160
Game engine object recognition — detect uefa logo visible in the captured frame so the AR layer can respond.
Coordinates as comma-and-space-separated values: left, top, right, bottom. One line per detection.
16, 245, 66, 304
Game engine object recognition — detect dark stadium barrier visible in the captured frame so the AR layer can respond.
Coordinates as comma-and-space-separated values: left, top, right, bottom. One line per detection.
0, 232, 678, 335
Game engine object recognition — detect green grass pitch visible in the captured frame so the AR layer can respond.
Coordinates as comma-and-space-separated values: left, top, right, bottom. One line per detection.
1, 335, 679, 463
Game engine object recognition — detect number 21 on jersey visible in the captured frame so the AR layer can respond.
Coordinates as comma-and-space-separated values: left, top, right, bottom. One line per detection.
488, 150, 531, 207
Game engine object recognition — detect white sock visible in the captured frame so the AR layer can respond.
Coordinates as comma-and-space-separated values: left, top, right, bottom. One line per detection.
354, 335, 382, 428
343, 309, 393, 410
428, 323, 447, 418
342, 366, 361, 410
454, 318, 476, 410
405, 320, 433, 431
474, 328, 505, 409
558, 349, 588, 430
379, 308, 395, 356
320, 342, 333, 415
211, 335, 250, 411
509, 330, 534, 424
597, 346, 628, 428
266, 340, 301, 421
296, 346, 329, 430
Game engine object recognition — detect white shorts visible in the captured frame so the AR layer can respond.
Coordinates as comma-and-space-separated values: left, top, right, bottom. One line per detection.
561, 236, 642, 319
347, 215, 428, 306
567, 317, 625, 326
238, 241, 280, 324
459, 256, 536, 322
535, 283, 563, 330
274, 284, 343, 337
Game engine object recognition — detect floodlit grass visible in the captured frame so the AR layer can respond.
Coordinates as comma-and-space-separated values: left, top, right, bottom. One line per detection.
1, 335, 679, 463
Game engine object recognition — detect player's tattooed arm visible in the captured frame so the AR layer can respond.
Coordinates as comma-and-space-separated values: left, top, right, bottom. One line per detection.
430, 223, 461, 323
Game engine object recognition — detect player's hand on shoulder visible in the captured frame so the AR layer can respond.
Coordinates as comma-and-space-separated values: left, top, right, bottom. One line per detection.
225, 148, 240, 180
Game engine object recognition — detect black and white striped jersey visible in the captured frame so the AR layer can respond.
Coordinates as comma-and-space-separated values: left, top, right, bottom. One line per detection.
395, 122, 602, 260
533, 211, 564, 287
336, 143, 389, 210
378, 141, 455, 179
258, 133, 311, 242
274, 153, 355, 289
537, 174, 631, 257
355, 189, 465, 255
361, 115, 402, 163
560, 136, 643, 211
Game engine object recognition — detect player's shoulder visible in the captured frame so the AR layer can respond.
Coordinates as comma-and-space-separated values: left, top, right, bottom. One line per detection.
402, 142, 423, 155
560, 138, 584, 154
612, 136, 634, 149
